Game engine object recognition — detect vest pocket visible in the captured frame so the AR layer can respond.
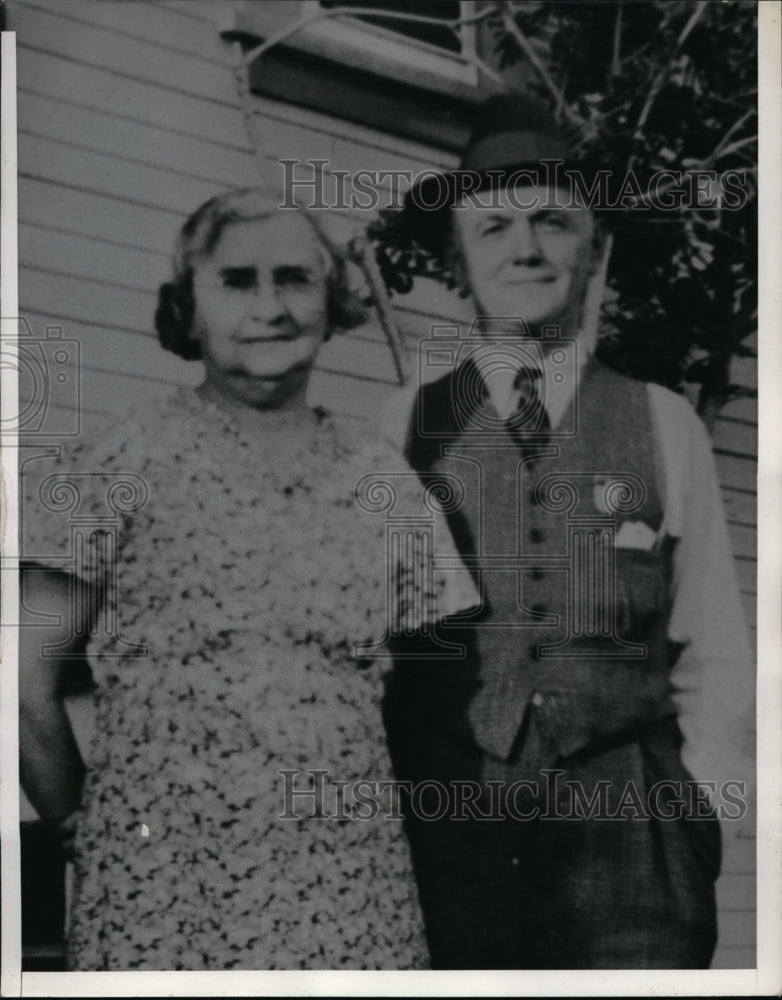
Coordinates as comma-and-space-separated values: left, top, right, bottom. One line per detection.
613, 548, 666, 640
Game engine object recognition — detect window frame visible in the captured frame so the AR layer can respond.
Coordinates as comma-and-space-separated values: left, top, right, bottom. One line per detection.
225, 0, 484, 102
298, 0, 479, 91
223, 0, 490, 150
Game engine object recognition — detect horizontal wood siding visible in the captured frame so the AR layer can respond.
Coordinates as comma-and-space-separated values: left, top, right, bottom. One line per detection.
8, 0, 757, 968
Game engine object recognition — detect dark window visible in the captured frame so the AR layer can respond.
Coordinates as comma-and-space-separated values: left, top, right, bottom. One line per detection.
318, 0, 463, 54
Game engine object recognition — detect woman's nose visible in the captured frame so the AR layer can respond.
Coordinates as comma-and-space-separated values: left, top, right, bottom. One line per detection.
250, 282, 286, 323
510, 218, 544, 265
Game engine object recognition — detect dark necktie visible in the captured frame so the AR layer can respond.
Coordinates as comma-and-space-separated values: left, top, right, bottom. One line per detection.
504, 366, 550, 446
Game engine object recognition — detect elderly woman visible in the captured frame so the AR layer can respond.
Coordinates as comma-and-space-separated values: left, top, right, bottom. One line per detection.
19, 188, 474, 970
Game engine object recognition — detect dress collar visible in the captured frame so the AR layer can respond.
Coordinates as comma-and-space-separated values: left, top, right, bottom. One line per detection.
469, 333, 591, 430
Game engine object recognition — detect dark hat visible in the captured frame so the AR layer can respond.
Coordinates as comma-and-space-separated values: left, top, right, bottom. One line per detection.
402, 94, 587, 255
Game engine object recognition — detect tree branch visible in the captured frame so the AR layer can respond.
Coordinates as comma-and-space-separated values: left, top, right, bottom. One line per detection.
677, 1, 709, 48
708, 108, 755, 160
465, 52, 508, 89
628, 1, 709, 172
348, 235, 410, 385
498, 1, 582, 127
611, 1, 623, 77
711, 133, 758, 165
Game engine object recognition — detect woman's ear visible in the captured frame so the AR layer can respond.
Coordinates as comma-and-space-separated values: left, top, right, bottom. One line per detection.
155, 274, 199, 360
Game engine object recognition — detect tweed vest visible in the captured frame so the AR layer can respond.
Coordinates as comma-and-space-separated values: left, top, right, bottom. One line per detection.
407, 357, 677, 765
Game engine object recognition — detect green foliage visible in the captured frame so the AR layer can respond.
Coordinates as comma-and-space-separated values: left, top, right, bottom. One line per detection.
369, 0, 757, 418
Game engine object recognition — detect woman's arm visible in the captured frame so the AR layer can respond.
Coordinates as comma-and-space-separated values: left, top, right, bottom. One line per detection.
19, 567, 100, 825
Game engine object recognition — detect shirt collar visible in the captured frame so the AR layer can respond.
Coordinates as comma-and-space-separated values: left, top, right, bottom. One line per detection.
469, 331, 592, 430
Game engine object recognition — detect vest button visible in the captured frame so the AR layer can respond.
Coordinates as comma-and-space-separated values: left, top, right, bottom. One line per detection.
531, 691, 544, 707
529, 527, 545, 544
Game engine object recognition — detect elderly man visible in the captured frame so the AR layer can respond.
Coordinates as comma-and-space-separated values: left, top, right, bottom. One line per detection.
381, 95, 752, 969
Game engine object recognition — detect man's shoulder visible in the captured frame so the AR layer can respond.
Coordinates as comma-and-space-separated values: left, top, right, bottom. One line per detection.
589, 361, 700, 429
379, 383, 418, 453
645, 380, 707, 451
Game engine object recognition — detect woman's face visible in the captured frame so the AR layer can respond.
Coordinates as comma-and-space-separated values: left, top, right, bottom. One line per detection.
191, 213, 330, 409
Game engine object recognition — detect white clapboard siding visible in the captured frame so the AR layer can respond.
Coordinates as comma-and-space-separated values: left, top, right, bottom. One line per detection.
733, 558, 756, 597
8, 0, 758, 969
19, 267, 158, 337
713, 948, 755, 971
740, 595, 757, 636
19, 312, 199, 386
251, 108, 452, 181
18, 92, 262, 188
717, 909, 757, 950
728, 523, 757, 562
723, 827, 757, 873
717, 871, 756, 911
316, 332, 402, 386
730, 355, 758, 393
16, 47, 250, 149
719, 393, 757, 426
19, 363, 184, 422
20, 223, 171, 294
714, 453, 757, 498
19, 119, 392, 226
308, 370, 400, 423
153, 0, 232, 22
714, 416, 758, 458
18, 177, 186, 254
11, 4, 239, 105
720, 486, 756, 529
18, 133, 231, 217
18, 0, 232, 60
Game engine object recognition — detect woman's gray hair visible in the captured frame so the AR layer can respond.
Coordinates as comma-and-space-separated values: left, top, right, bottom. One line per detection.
155, 187, 367, 360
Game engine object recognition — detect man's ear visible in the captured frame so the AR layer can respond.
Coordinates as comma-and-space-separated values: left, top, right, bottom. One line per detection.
580, 222, 613, 346
443, 231, 471, 298
588, 218, 608, 275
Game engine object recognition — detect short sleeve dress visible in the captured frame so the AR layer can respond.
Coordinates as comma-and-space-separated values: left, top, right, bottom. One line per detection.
21, 387, 477, 971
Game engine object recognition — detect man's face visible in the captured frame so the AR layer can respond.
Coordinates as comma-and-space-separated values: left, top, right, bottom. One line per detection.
192, 213, 329, 409
452, 184, 599, 335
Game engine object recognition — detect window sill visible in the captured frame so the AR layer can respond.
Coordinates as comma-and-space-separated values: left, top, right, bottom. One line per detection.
222, 2, 489, 151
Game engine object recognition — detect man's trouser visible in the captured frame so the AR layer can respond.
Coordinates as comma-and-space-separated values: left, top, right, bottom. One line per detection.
383, 668, 720, 970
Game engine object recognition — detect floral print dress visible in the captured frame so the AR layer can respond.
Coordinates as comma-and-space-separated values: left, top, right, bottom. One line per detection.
22, 388, 476, 970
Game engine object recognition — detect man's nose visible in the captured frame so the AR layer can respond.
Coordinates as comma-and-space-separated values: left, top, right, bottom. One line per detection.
510, 218, 543, 265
